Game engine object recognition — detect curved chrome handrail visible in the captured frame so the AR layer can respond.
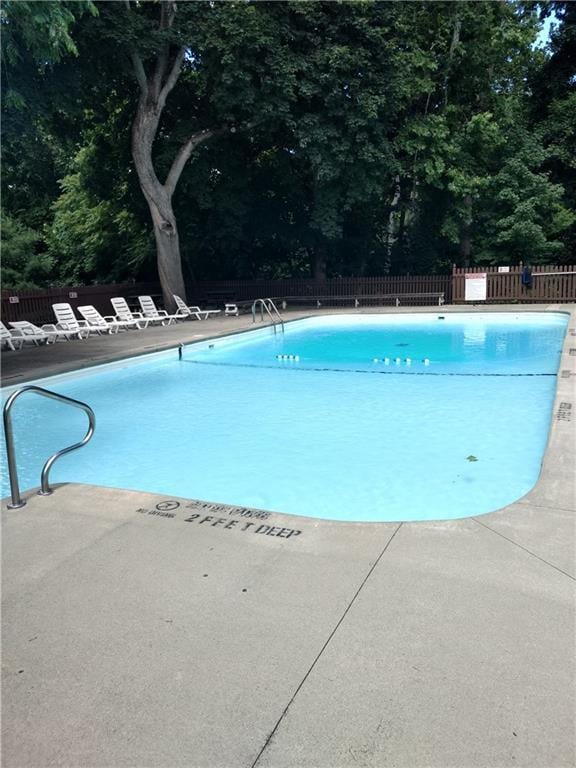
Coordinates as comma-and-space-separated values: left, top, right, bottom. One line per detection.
251, 298, 284, 334
265, 298, 284, 325
3, 385, 96, 509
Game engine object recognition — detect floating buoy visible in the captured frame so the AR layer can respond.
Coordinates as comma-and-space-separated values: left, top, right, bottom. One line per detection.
423, 358, 430, 365
405, 357, 412, 365
394, 357, 401, 364
384, 357, 390, 365
373, 358, 379, 363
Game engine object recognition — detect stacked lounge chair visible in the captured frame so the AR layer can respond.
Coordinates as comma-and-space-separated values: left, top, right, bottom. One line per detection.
1, 321, 25, 351
77, 305, 144, 334
51, 303, 92, 339
9, 321, 75, 344
110, 298, 151, 329
2, 293, 222, 354
138, 295, 187, 326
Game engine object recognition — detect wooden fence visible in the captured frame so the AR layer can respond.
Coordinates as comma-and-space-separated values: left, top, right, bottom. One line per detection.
452, 265, 576, 303
0, 275, 451, 323
2, 267, 574, 324
200, 275, 452, 304
0, 282, 160, 325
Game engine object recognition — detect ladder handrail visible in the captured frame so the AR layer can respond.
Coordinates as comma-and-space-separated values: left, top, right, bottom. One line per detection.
3, 385, 96, 509
252, 298, 272, 324
265, 298, 284, 324
251, 298, 284, 333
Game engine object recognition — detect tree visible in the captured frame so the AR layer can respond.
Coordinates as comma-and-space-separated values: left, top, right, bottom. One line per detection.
122, 1, 205, 310
529, 1, 576, 260
2, 0, 574, 291
1, 0, 98, 286
47, 140, 153, 284
0, 210, 54, 290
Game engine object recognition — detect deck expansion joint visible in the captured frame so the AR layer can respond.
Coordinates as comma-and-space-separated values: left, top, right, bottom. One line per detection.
250, 522, 403, 768
472, 518, 575, 581
514, 501, 576, 514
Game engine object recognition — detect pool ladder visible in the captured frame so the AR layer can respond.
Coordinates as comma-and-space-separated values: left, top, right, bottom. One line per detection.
3, 385, 96, 509
252, 298, 284, 334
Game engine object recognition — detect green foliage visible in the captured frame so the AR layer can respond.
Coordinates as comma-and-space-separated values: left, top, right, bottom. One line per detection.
478, 138, 575, 263
47, 143, 153, 284
1, 0, 575, 288
529, 2, 576, 260
436, 108, 574, 264
1, 210, 54, 289
1, 1, 97, 66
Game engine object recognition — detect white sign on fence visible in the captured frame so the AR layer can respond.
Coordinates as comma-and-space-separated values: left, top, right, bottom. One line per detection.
464, 273, 487, 301
498, 266, 510, 273
9, 296, 20, 304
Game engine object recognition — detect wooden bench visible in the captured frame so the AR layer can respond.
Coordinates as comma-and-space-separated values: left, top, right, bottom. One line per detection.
278, 293, 445, 308
365, 292, 445, 307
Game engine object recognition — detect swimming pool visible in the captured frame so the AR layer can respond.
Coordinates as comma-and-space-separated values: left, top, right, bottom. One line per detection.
1, 312, 569, 522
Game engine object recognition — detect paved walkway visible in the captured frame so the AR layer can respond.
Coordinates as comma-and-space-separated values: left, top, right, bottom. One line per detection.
2, 305, 575, 768
2, 312, 279, 386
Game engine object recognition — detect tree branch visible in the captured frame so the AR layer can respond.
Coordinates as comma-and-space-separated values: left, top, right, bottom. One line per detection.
151, 48, 169, 100
164, 129, 216, 198
151, 1, 178, 100
130, 51, 149, 98
125, 1, 148, 99
159, 47, 185, 106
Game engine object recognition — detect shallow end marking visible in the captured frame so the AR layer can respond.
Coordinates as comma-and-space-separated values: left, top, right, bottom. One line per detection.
555, 402, 573, 422
132, 498, 305, 541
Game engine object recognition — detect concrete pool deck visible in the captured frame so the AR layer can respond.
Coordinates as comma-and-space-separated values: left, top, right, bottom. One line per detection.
2, 304, 575, 767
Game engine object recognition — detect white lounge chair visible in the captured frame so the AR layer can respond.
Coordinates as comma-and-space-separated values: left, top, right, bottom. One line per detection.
9, 321, 73, 344
138, 295, 187, 326
77, 305, 142, 334
173, 294, 222, 320
110, 298, 151, 329
1, 321, 24, 351
51, 303, 91, 339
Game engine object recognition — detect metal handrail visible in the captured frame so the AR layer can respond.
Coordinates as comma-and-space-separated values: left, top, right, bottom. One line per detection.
251, 298, 284, 334
265, 298, 284, 325
3, 386, 96, 509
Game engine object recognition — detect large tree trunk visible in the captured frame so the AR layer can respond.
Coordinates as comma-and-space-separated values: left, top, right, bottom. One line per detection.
385, 176, 402, 263
151, 205, 186, 311
313, 246, 327, 282
127, 1, 214, 314
131, 108, 185, 313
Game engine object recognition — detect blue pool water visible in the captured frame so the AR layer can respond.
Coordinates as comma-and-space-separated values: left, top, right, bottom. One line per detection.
1, 312, 568, 522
